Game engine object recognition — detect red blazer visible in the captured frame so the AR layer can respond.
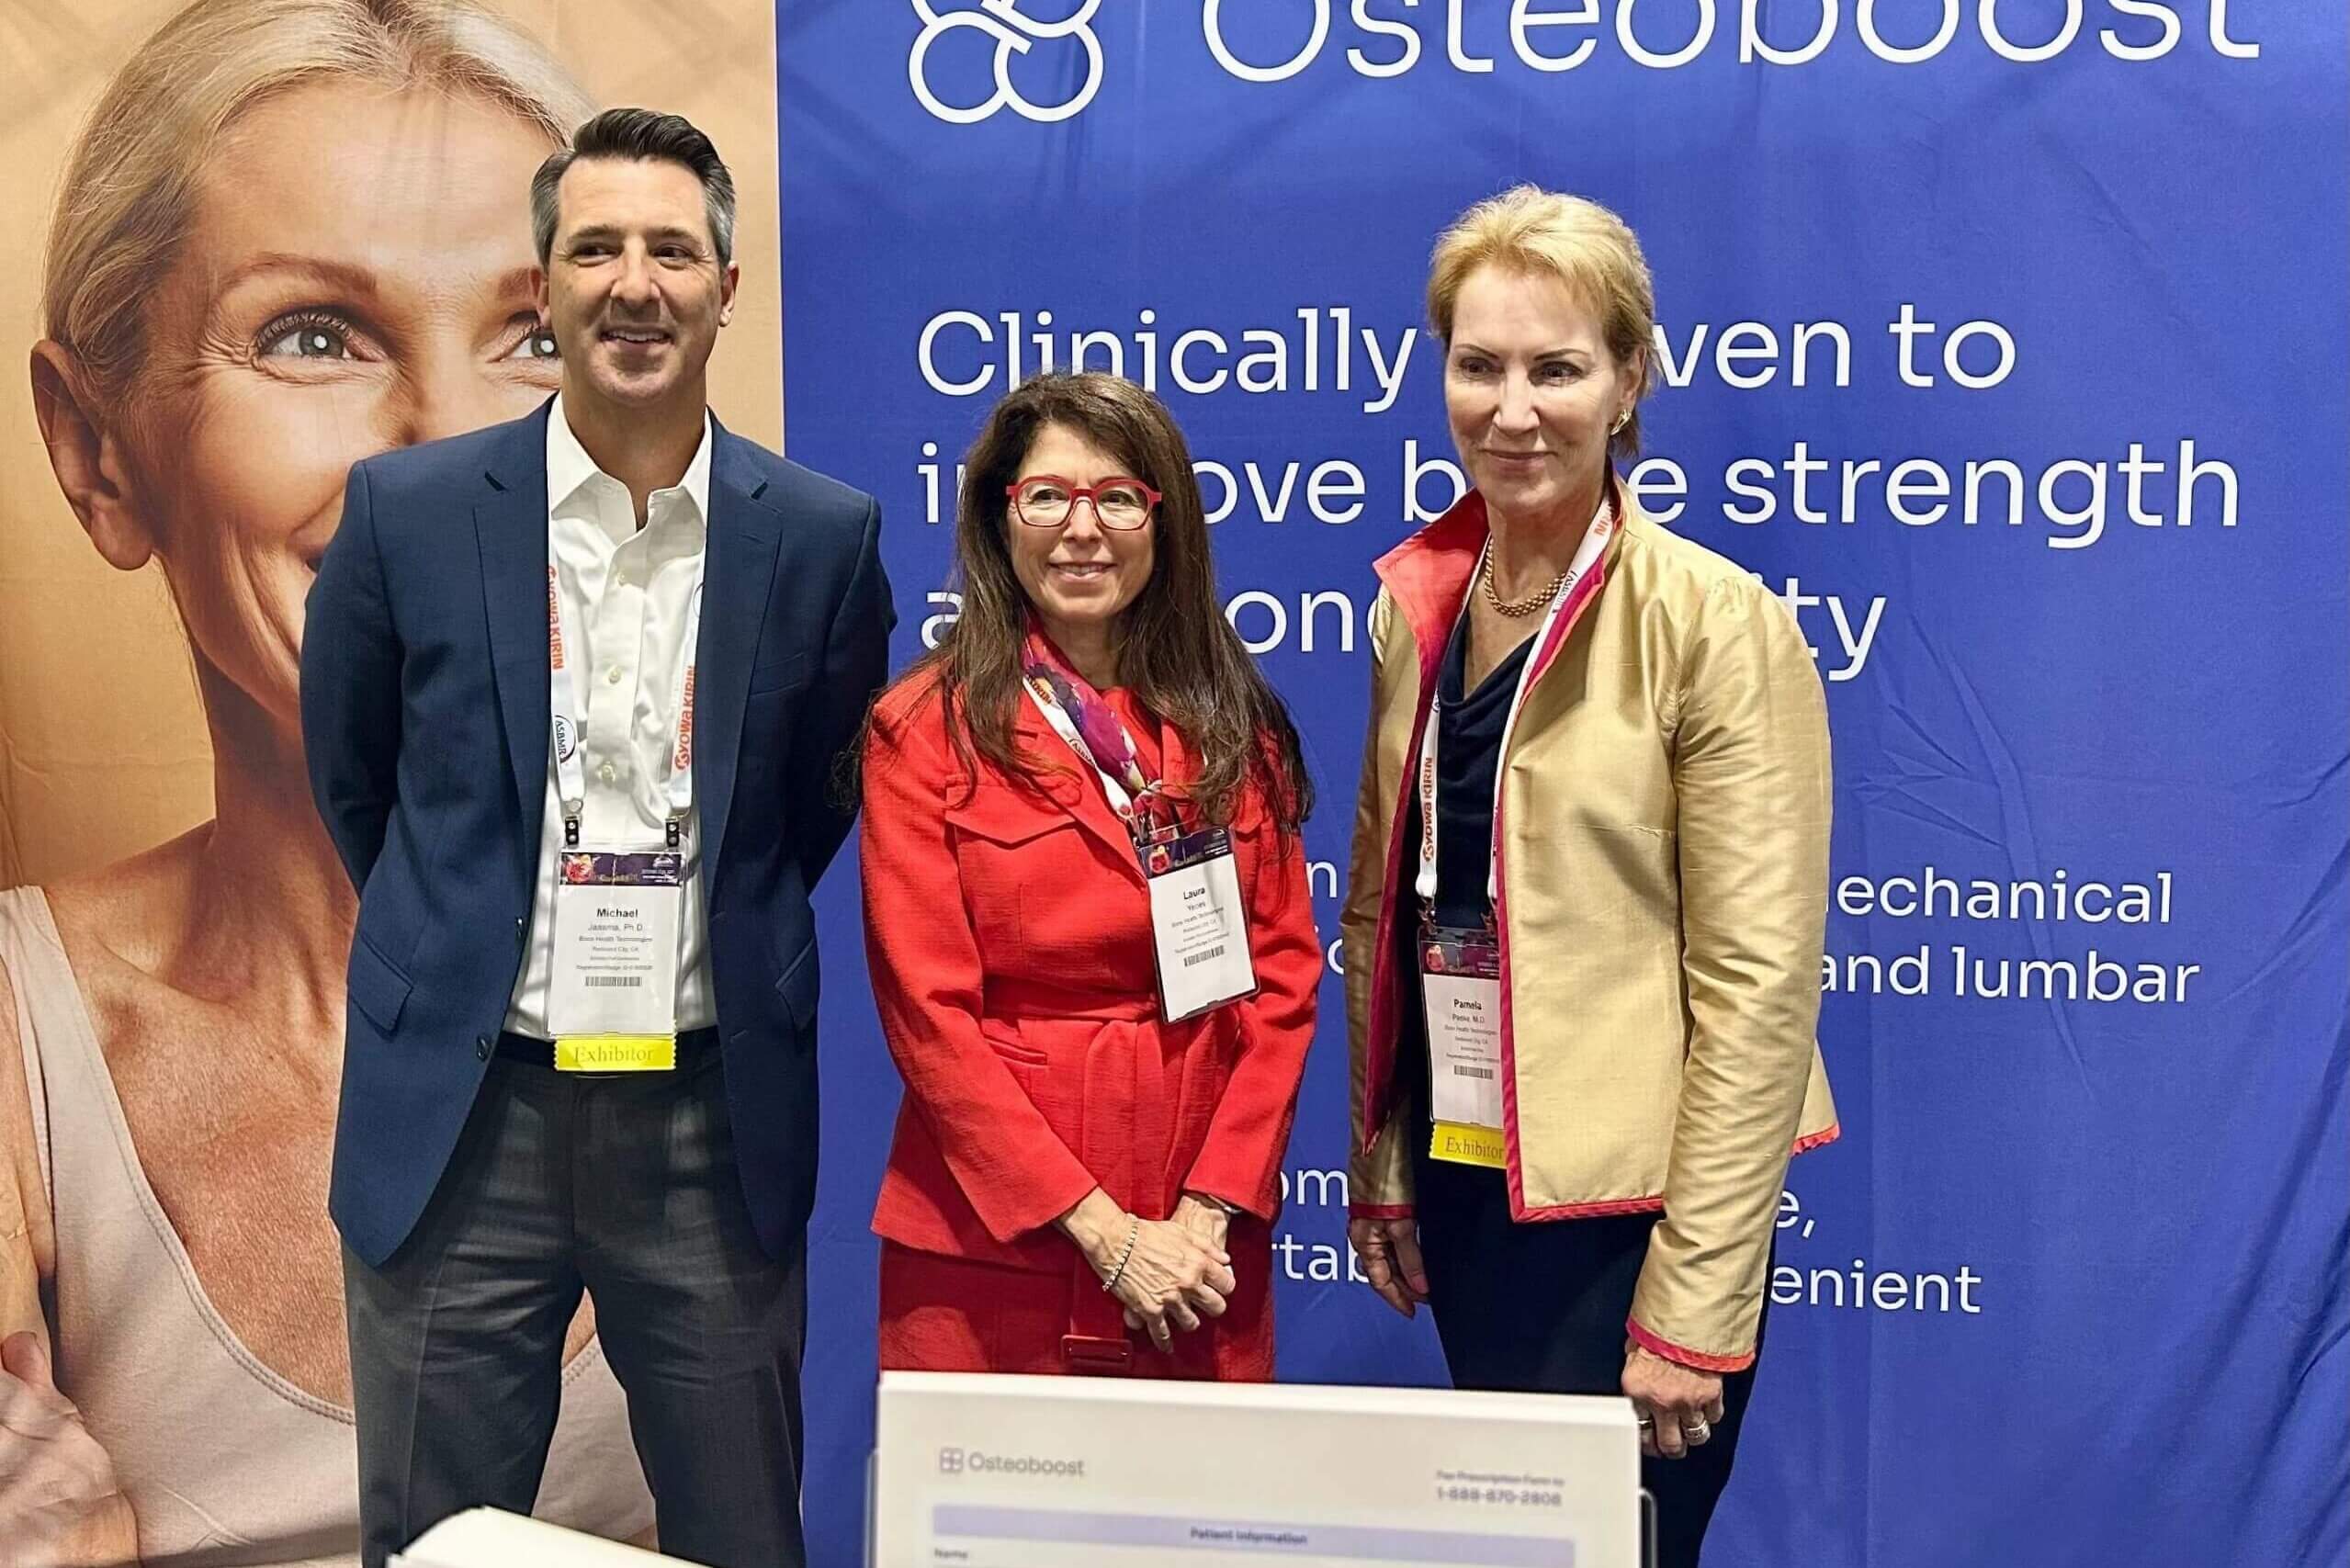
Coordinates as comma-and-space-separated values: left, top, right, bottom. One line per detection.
861, 672, 1320, 1284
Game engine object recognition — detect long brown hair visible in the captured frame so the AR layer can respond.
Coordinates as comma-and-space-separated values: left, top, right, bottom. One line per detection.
897, 372, 1311, 832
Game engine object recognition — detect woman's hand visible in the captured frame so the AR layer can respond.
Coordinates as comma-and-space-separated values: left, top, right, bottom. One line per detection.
1140, 1194, 1238, 1337
1107, 1219, 1235, 1351
1620, 1342, 1725, 1461
1059, 1190, 1237, 1353
1172, 1192, 1231, 1256
1346, 1217, 1429, 1317
0, 1332, 139, 1568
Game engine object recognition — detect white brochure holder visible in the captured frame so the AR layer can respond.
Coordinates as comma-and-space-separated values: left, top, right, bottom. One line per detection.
390, 1508, 681, 1568
870, 1371, 1640, 1567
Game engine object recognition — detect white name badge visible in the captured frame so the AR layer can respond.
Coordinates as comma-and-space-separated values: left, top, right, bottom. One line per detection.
1420, 924, 1506, 1168
547, 849, 684, 1071
1144, 827, 1258, 1024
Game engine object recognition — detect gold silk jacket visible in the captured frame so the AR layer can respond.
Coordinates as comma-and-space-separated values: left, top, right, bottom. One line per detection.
1343, 488, 1839, 1371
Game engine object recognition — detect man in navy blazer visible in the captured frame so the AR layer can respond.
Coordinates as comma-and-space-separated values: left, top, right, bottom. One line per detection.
299, 110, 889, 1568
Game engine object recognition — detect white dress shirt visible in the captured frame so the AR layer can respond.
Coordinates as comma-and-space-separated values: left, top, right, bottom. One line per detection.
506, 396, 717, 1038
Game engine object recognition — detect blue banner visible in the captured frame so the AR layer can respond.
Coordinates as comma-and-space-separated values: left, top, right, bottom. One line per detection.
779, 5, 2349, 1562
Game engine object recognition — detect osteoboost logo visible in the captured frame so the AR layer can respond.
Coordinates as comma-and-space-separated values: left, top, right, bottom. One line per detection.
909, 0, 1103, 123
908, 1, 2265, 124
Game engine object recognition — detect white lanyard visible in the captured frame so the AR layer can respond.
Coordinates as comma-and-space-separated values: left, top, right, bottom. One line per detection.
1415, 499, 1615, 910
1022, 681, 1153, 838
548, 564, 702, 850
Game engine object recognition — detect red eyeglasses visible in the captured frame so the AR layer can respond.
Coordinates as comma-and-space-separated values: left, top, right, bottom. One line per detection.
1006, 475, 1161, 530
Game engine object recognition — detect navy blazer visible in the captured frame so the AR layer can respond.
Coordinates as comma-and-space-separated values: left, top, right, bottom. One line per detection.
300, 401, 893, 1267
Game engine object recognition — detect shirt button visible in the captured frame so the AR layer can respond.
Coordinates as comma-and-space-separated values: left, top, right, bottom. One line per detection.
614, 570, 630, 588
598, 760, 618, 784
606, 664, 624, 685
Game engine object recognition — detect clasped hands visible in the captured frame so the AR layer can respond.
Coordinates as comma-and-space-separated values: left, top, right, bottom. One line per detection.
1058, 1190, 1237, 1353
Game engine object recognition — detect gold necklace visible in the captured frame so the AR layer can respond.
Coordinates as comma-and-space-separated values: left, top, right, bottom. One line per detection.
1481, 553, 1569, 617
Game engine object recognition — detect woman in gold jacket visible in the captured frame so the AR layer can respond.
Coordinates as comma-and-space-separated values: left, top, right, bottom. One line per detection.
1343, 186, 1838, 1568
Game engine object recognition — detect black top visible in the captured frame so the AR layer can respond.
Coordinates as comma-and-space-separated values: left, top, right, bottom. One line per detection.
1416, 604, 1536, 931
1395, 603, 1536, 1137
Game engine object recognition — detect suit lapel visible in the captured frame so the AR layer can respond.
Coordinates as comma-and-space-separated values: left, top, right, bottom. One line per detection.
1013, 696, 1148, 886
1373, 489, 1485, 700
695, 420, 783, 891
476, 406, 556, 879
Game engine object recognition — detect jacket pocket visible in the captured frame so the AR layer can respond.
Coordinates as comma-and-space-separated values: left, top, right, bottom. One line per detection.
774, 941, 819, 1032
943, 792, 1078, 955
345, 933, 413, 1035
979, 1022, 1049, 1068
942, 792, 1072, 850
747, 649, 812, 699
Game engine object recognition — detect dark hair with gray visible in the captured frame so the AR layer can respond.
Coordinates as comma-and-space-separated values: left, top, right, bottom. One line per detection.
531, 107, 735, 267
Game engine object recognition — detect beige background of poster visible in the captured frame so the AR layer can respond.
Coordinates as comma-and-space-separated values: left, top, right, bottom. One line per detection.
0, 0, 783, 888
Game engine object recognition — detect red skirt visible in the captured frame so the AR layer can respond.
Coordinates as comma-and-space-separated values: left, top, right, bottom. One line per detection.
878, 1227, 1275, 1381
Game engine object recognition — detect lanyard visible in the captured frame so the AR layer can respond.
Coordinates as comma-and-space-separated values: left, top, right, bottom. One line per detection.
548, 564, 702, 850
1021, 637, 1173, 848
1415, 497, 1615, 910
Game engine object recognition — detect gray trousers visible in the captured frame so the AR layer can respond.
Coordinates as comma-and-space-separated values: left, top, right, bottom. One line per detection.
345, 1048, 806, 1568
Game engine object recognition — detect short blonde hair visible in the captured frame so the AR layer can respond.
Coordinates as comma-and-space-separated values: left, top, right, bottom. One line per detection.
42, 0, 594, 408
1427, 185, 1656, 458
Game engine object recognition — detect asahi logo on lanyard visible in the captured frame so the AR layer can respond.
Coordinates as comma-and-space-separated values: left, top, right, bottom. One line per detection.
538, 564, 702, 1073
1020, 632, 1260, 1024
1416, 499, 1615, 1167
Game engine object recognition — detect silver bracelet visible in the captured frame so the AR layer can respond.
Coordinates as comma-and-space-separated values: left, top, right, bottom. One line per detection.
1101, 1217, 1142, 1292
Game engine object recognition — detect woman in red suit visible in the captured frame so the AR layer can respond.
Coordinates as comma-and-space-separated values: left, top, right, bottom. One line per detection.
860, 372, 1319, 1378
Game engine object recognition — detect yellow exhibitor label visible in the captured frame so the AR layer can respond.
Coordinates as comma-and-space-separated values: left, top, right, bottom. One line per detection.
1429, 1120, 1507, 1168
554, 1034, 677, 1073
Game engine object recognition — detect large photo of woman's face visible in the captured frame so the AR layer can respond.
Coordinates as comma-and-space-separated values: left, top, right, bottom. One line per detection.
3, 0, 781, 886
0, 4, 779, 1564
43, 81, 569, 733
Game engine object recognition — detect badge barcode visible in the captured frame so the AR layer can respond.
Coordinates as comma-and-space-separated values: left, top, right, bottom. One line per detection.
1452, 1066, 1496, 1079
583, 976, 645, 988
1181, 945, 1227, 968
